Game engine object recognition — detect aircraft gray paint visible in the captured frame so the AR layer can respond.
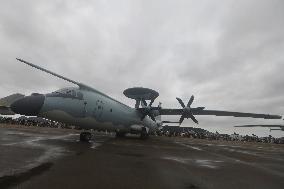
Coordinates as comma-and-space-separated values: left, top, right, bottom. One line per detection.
2, 58, 282, 141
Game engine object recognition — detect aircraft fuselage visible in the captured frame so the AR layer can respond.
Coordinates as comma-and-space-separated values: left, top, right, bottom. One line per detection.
11, 87, 158, 134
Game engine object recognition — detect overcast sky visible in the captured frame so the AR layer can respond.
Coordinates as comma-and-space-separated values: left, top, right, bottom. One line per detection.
0, 0, 283, 137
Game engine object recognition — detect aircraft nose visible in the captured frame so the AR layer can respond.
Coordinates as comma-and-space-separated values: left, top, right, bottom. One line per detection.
10, 94, 45, 116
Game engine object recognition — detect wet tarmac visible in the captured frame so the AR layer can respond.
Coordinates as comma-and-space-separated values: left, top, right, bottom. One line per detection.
0, 124, 283, 189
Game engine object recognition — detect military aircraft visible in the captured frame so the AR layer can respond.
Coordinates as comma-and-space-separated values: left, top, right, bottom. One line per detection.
2, 58, 282, 141
235, 125, 284, 131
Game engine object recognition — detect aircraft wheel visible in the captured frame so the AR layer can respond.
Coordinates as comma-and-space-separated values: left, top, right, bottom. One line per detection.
115, 132, 126, 138
140, 127, 149, 139
80, 132, 92, 142
140, 133, 149, 139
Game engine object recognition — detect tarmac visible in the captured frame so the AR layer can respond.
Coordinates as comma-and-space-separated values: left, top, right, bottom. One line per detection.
0, 124, 283, 189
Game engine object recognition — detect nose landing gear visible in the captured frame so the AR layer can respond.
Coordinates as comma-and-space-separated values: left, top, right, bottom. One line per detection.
80, 132, 92, 142
115, 131, 126, 138
140, 127, 149, 139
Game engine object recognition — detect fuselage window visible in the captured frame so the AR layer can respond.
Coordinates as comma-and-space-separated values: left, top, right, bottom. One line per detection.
110, 109, 112, 112
47, 89, 84, 100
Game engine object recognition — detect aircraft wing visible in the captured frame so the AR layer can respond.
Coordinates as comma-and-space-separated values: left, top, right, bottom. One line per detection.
159, 108, 282, 119
235, 125, 284, 127
16, 58, 118, 101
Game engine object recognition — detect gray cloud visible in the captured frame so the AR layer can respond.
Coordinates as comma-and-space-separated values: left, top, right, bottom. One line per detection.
0, 0, 283, 137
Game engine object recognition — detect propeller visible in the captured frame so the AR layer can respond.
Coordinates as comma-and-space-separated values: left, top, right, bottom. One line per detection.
140, 98, 160, 122
176, 95, 199, 125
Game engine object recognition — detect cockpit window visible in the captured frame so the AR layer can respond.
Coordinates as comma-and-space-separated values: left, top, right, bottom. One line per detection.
77, 92, 83, 99
46, 89, 84, 100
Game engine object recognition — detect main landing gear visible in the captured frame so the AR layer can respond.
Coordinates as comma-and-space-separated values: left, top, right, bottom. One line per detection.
80, 132, 92, 142
140, 127, 149, 139
140, 132, 149, 139
115, 131, 126, 138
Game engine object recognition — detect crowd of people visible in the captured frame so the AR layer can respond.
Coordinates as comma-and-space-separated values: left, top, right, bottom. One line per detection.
0, 116, 72, 129
160, 127, 284, 144
1, 116, 283, 144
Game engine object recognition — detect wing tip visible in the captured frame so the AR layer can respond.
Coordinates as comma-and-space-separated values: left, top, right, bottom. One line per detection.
16, 58, 23, 62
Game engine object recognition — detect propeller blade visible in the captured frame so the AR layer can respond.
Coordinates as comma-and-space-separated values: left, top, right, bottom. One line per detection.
176, 97, 185, 108
179, 115, 185, 125
149, 114, 156, 122
189, 114, 199, 124
149, 99, 154, 107
139, 97, 159, 122
142, 99, 147, 107
187, 95, 194, 107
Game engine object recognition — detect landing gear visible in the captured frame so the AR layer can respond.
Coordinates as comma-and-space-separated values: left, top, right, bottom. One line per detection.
140, 127, 149, 139
80, 132, 92, 142
115, 131, 126, 138
140, 132, 149, 139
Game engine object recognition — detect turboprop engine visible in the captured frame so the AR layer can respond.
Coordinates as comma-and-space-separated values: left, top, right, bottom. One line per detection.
123, 87, 161, 122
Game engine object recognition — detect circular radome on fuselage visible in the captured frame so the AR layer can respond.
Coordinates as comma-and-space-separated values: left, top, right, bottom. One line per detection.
123, 87, 159, 100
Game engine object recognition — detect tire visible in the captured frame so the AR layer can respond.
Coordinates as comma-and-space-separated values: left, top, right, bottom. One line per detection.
140, 133, 149, 139
115, 132, 126, 138
80, 132, 92, 142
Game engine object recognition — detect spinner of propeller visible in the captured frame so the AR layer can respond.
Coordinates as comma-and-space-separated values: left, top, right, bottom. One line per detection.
140, 98, 160, 122
176, 95, 199, 125
139, 95, 205, 125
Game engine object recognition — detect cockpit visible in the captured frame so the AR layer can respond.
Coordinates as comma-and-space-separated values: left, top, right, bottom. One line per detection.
46, 88, 84, 100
